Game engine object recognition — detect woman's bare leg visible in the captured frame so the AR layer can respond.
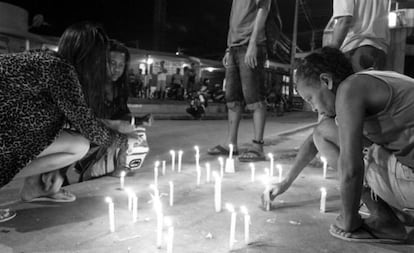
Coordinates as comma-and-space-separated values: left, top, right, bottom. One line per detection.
15, 131, 89, 201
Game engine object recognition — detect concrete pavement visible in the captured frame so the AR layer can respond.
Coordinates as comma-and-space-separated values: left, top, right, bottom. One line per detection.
1, 112, 413, 253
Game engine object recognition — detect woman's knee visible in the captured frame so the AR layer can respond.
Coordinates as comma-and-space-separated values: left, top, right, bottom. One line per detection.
70, 134, 90, 159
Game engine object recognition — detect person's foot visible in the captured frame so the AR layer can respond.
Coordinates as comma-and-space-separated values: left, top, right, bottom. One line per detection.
207, 145, 239, 156
238, 142, 265, 162
0, 209, 16, 223
20, 171, 64, 202
360, 187, 407, 240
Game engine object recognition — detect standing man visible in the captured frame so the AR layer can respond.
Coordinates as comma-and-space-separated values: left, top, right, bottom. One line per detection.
207, 0, 272, 162
157, 61, 168, 99
329, 0, 390, 71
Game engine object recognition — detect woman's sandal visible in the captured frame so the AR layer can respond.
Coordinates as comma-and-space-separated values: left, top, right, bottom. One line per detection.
23, 189, 76, 203
207, 145, 239, 156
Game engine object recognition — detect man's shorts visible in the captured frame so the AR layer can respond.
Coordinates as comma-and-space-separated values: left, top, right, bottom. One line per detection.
345, 45, 387, 72
364, 144, 414, 211
225, 45, 266, 111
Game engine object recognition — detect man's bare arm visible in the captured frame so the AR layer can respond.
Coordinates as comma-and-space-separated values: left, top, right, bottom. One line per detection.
330, 16, 353, 49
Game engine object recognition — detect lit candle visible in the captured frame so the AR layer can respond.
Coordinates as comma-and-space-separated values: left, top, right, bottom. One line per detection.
196, 162, 201, 186
225, 203, 237, 250
276, 164, 283, 183
125, 188, 133, 211
218, 157, 224, 178
213, 171, 222, 212
194, 145, 200, 157
105, 197, 115, 233
225, 144, 235, 173
154, 195, 164, 248
130, 116, 135, 126
150, 184, 160, 201
169, 181, 174, 207
162, 160, 166, 176
206, 162, 211, 183
240, 206, 250, 244
321, 156, 328, 179
170, 150, 176, 172
132, 194, 138, 223
320, 187, 327, 213
268, 153, 274, 177
165, 217, 174, 253
120, 171, 126, 190
228, 144, 234, 160
250, 163, 255, 182
178, 150, 183, 173
154, 161, 160, 185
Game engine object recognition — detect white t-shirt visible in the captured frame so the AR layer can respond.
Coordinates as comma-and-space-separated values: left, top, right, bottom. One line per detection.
333, 0, 390, 53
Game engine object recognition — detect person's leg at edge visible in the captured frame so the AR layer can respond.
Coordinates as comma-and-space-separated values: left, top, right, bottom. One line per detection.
15, 130, 90, 201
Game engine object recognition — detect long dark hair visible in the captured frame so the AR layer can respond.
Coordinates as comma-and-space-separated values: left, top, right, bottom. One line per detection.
57, 21, 109, 117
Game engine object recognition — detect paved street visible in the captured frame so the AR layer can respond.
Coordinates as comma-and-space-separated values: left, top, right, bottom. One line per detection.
1, 112, 413, 253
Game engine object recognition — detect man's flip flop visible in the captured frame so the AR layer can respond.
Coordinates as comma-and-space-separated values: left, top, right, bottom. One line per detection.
207, 145, 239, 156
238, 149, 266, 163
24, 189, 76, 203
0, 209, 16, 223
329, 224, 406, 244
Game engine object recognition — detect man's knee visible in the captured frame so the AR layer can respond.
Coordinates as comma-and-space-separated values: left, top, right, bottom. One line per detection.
71, 135, 90, 160
227, 101, 243, 112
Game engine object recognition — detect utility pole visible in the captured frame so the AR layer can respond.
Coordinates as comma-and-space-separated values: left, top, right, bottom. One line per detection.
289, 0, 299, 102
153, 0, 166, 51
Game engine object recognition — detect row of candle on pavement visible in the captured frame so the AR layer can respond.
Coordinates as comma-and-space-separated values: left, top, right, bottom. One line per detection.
105, 144, 330, 251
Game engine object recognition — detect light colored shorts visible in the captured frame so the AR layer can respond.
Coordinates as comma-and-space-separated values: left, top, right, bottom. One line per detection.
364, 144, 414, 211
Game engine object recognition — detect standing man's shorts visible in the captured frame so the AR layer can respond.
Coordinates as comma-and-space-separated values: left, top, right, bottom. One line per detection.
225, 45, 267, 111
364, 144, 414, 211
344, 45, 387, 72
157, 80, 166, 90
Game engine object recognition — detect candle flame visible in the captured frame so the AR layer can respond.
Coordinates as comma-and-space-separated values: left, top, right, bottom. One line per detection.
179, 150, 183, 155
120, 171, 126, 177
105, 196, 112, 203
169, 181, 173, 186
321, 156, 327, 163
155, 160, 160, 167
194, 146, 199, 151
206, 162, 210, 168
170, 150, 175, 155
276, 164, 282, 170
212, 171, 220, 180
320, 187, 327, 193
218, 157, 223, 163
268, 153, 273, 158
225, 203, 235, 212
249, 163, 255, 169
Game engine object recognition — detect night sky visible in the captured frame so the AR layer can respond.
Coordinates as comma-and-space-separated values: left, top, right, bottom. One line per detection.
7, 0, 332, 60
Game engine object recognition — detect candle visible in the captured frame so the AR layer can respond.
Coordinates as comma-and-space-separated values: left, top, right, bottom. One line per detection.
130, 116, 135, 126
196, 162, 201, 186
321, 156, 328, 179
276, 164, 283, 183
154, 161, 160, 185
154, 195, 164, 248
165, 217, 174, 253
250, 163, 255, 182
225, 203, 237, 250
162, 160, 166, 176
169, 181, 174, 207
150, 184, 160, 201
240, 206, 250, 244
213, 171, 222, 212
105, 197, 115, 233
206, 163, 211, 183
218, 157, 224, 178
228, 144, 234, 160
320, 187, 327, 213
268, 153, 274, 177
125, 188, 133, 211
178, 150, 183, 173
194, 145, 200, 157
132, 194, 138, 223
262, 178, 271, 211
120, 171, 126, 190
170, 150, 176, 171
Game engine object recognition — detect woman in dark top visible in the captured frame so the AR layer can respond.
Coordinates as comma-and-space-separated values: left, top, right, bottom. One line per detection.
0, 22, 137, 222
